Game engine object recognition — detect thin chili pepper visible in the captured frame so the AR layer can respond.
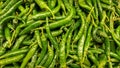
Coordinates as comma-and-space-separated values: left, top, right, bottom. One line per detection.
59, 30, 69, 68
4, 26, 11, 47
43, 44, 54, 67
107, 12, 120, 46
88, 53, 99, 66
35, 30, 42, 48
45, 29, 63, 37
66, 23, 74, 57
31, 0, 61, 20
22, 3, 35, 21
101, 3, 112, 10
92, 0, 99, 20
77, 30, 87, 67
110, 52, 120, 60
0, 54, 25, 65
0, 16, 25, 25
29, 50, 38, 68
0, 0, 22, 21
78, 0, 92, 11
52, 15, 79, 20
22, 38, 35, 45
48, 5, 74, 29
20, 44, 38, 68
0, 0, 19, 15
104, 35, 113, 68
12, 35, 26, 51
35, 30, 48, 66
0, 48, 28, 59
39, 53, 48, 66
45, 17, 59, 50
35, 0, 55, 18
82, 24, 93, 64
11, 23, 23, 44
59, 0, 67, 15
0, 0, 10, 9
97, 0, 103, 20
23, 35, 32, 41
88, 48, 104, 54
18, 7, 29, 17
68, 55, 78, 61
19, 20, 44, 35
20, 46, 29, 49
73, 9, 85, 43
48, 55, 57, 68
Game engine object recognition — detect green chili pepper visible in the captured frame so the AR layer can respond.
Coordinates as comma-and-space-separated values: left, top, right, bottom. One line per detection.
82, 25, 93, 64
78, 0, 92, 10
0, 48, 28, 59
0, 0, 11, 9
77, 27, 86, 67
0, 16, 25, 25
19, 20, 44, 35
35, 30, 48, 66
48, 5, 74, 29
4, 26, 11, 47
28, 50, 38, 68
0, 0, 19, 15
45, 17, 59, 50
0, 54, 25, 65
39, 53, 48, 66
12, 35, 26, 51
88, 53, 99, 66
73, 9, 85, 43
35, 0, 55, 18
59, 29, 70, 68
0, 0, 22, 22
18, 7, 29, 17
43, 45, 54, 67
110, 52, 120, 60
35, 30, 42, 48
20, 44, 38, 68
31, 0, 61, 20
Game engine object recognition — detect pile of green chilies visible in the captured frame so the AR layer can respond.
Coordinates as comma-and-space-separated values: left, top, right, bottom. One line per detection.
0, 0, 120, 68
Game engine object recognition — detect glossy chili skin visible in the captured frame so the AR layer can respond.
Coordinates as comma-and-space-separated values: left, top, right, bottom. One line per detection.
0, 0, 120, 68
0, 0, 22, 23
20, 44, 38, 68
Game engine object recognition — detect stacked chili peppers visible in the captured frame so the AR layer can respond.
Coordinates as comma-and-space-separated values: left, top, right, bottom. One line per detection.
0, 0, 120, 68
